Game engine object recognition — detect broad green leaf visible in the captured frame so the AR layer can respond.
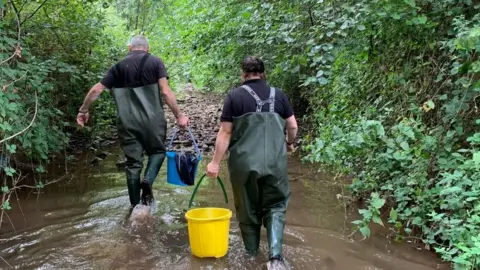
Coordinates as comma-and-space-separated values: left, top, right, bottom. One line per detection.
359, 209, 373, 219
390, 208, 398, 222
440, 186, 463, 195
36, 165, 46, 173
4, 167, 16, 177
473, 152, 480, 165
372, 215, 384, 227
400, 141, 410, 151
392, 14, 402, 20
404, 0, 416, 7
1, 186, 8, 193
360, 226, 371, 238
371, 197, 386, 209
412, 216, 423, 225
1, 200, 12, 210
413, 15, 427, 25
6, 144, 16, 154
357, 25, 366, 31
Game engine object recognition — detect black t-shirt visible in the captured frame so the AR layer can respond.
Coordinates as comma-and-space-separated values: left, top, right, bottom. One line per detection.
220, 79, 294, 122
100, 51, 168, 89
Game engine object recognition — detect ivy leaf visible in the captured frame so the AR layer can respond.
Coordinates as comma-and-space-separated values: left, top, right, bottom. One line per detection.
4, 167, 16, 177
1, 200, 12, 211
413, 15, 427, 25
36, 181, 45, 189
440, 186, 463, 195
36, 165, 46, 173
473, 152, 480, 165
357, 25, 366, 31
1, 186, 8, 193
390, 208, 398, 222
412, 216, 423, 225
391, 14, 402, 20
360, 226, 371, 238
371, 197, 386, 209
400, 141, 410, 151
318, 77, 329, 85
6, 144, 17, 154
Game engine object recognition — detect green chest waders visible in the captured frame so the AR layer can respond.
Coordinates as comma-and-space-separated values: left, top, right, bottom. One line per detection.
227, 85, 291, 260
110, 53, 167, 206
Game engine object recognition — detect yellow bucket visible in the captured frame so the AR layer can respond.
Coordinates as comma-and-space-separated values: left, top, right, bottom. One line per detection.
185, 207, 232, 258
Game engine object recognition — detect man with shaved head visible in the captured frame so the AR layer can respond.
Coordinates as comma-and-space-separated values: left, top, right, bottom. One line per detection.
77, 35, 189, 207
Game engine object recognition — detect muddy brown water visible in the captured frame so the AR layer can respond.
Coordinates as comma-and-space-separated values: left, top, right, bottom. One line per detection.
0, 148, 450, 270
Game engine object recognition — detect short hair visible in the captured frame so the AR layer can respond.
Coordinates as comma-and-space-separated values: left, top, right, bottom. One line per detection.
241, 56, 265, 74
128, 35, 149, 49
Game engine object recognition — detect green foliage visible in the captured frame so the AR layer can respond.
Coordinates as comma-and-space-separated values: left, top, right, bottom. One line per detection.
128, 1, 479, 266
299, 1, 480, 268
1, 0, 479, 267
0, 0, 125, 224
352, 192, 386, 239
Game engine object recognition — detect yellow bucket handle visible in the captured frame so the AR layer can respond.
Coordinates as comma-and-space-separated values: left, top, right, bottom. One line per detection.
188, 174, 228, 208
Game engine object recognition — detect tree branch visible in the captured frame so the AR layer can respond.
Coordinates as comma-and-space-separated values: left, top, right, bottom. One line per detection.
0, 1, 21, 66
2, 71, 27, 91
0, 90, 38, 144
19, 0, 47, 26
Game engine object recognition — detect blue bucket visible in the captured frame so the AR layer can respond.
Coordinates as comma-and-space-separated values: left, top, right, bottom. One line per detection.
166, 127, 202, 186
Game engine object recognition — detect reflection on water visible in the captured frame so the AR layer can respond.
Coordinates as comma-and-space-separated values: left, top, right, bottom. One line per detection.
0, 149, 450, 270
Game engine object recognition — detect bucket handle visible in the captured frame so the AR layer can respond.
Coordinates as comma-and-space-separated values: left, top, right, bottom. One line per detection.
188, 174, 228, 208
167, 127, 201, 155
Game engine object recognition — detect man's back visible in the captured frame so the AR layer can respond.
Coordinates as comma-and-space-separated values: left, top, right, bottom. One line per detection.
100, 51, 168, 89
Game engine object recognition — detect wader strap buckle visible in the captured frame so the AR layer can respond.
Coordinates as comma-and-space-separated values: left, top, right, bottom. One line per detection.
241, 85, 276, 113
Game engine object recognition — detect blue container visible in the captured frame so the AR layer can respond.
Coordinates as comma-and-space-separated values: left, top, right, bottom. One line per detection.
166, 151, 203, 186
166, 127, 203, 186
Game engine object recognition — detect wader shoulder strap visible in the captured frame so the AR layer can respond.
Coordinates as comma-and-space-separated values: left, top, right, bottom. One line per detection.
111, 53, 150, 88
241, 85, 276, 112
135, 53, 150, 85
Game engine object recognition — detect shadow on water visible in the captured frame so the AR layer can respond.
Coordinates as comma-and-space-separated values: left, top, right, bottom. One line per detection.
0, 148, 451, 270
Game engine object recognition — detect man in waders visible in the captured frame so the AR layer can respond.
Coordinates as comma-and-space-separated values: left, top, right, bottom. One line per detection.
206, 56, 298, 269
76, 35, 189, 207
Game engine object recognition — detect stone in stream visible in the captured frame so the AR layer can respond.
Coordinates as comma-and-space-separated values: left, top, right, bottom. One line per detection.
96, 151, 110, 159
90, 157, 103, 166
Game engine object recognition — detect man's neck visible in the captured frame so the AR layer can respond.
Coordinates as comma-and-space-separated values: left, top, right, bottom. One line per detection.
244, 76, 262, 82
129, 49, 148, 53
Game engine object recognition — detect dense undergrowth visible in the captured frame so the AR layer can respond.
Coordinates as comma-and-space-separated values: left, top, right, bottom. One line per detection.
1, 0, 479, 268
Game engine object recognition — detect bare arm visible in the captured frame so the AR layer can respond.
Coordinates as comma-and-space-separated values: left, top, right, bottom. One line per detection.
211, 122, 233, 164
158, 78, 182, 118
79, 82, 105, 112
286, 115, 298, 143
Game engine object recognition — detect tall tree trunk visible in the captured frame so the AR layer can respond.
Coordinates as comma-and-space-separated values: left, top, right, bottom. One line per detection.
134, 0, 141, 30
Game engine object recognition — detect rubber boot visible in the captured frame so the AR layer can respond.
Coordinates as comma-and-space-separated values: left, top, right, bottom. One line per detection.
126, 177, 141, 206
239, 223, 261, 255
264, 212, 286, 259
143, 153, 165, 185
141, 153, 165, 206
